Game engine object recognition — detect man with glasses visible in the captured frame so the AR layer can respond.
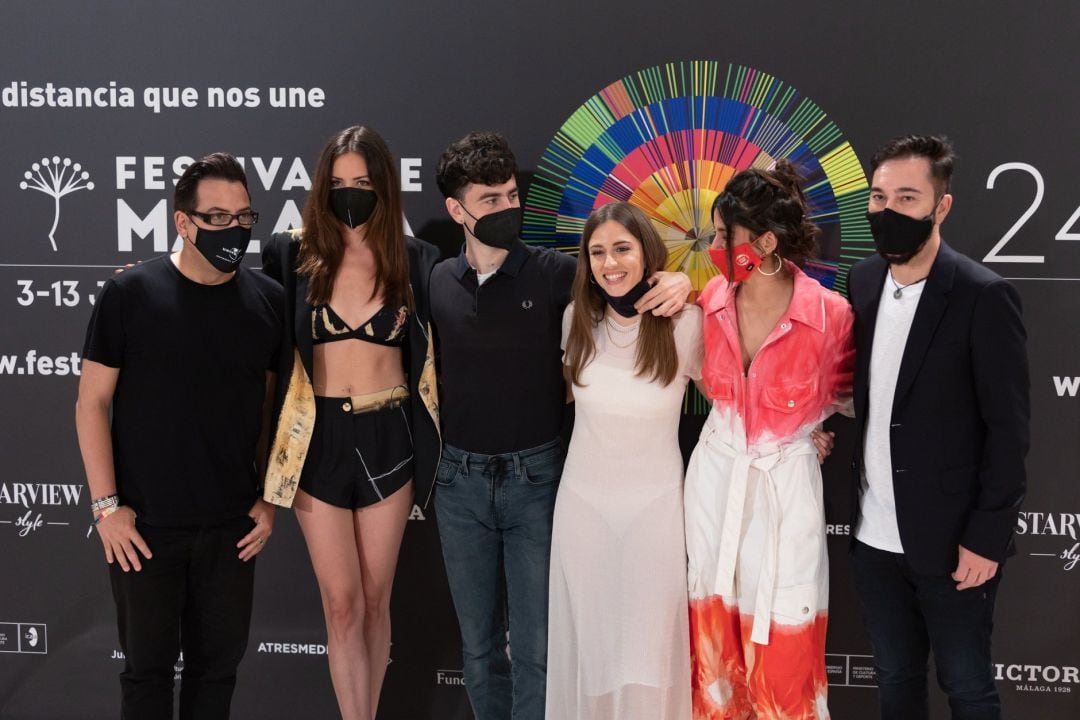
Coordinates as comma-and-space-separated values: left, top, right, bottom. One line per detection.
76, 152, 283, 719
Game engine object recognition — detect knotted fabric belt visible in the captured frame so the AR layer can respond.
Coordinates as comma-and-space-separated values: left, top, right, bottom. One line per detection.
703, 425, 817, 645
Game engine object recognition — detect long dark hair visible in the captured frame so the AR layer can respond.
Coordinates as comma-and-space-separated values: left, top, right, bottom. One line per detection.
297, 126, 410, 308
565, 202, 678, 387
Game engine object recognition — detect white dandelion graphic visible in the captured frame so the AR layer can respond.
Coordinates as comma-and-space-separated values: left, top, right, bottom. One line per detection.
19, 156, 95, 251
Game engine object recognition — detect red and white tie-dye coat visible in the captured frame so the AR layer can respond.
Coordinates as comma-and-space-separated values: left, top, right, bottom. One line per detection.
685, 264, 853, 720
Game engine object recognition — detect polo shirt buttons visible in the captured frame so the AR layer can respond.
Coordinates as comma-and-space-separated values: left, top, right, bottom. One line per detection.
787, 399, 796, 408
342, 402, 352, 412
780, 322, 791, 331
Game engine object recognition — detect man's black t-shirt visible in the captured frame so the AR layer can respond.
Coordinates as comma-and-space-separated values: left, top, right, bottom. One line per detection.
82, 255, 283, 526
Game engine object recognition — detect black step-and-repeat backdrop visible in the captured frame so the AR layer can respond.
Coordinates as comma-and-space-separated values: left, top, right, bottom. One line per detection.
1, 1, 1077, 718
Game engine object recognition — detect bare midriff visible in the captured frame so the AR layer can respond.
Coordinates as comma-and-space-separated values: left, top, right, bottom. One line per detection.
312, 340, 405, 397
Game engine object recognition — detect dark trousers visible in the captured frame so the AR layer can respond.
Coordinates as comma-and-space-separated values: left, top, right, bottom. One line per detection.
109, 515, 256, 720
434, 438, 563, 720
850, 539, 1002, 720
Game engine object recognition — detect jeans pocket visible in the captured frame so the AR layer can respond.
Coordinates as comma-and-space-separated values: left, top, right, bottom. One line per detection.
521, 449, 563, 486
435, 457, 460, 488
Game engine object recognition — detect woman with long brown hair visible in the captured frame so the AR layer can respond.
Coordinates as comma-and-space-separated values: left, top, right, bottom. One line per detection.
546, 201, 703, 720
261, 126, 441, 719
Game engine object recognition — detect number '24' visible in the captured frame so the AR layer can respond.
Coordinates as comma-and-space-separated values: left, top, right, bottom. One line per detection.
984, 162, 1080, 263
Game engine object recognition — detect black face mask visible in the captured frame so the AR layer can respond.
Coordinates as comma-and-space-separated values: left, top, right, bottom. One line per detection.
191, 224, 249, 273
330, 187, 378, 229
597, 276, 652, 318
866, 207, 935, 264
461, 205, 522, 250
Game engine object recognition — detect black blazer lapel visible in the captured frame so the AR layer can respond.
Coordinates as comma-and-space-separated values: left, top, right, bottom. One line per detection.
892, 242, 958, 411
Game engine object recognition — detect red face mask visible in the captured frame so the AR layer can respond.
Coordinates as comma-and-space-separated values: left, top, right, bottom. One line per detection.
708, 242, 763, 283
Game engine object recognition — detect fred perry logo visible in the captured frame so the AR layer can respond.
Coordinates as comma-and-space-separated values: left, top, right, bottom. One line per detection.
522, 300, 534, 310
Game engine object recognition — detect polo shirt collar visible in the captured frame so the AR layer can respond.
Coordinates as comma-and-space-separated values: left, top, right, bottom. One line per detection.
451, 238, 530, 280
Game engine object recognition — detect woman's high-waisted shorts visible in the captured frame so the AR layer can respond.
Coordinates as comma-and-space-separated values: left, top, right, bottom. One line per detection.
299, 385, 414, 508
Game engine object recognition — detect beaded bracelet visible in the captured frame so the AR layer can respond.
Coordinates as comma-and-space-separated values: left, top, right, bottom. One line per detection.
92, 505, 119, 526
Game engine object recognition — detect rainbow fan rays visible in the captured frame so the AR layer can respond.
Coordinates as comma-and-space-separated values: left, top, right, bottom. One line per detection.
524, 60, 874, 296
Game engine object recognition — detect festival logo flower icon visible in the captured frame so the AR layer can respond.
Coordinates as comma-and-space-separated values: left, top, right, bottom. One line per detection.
19, 156, 94, 251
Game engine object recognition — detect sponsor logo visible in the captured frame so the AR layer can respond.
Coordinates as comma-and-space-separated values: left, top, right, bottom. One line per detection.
824, 654, 877, 687
257, 642, 328, 655
825, 524, 851, 536
255, 640, 392, 665
18, 153, 422, 259
0, 481, 84, 537
1015, 512, 1080, 571
216, 247, 242, 263
0, 622, 48, 654
995, 663, 1077, 694
435, 669, 466, 687
827, 653, 1078, 694
408, 504, 426, 521
19, 157, 94, 251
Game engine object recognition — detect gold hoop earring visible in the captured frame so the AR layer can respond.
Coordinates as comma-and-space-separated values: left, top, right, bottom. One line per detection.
757, 252, 783, 276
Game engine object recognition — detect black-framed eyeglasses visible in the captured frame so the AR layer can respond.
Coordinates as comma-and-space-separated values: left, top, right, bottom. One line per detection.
188, 210, 259, 227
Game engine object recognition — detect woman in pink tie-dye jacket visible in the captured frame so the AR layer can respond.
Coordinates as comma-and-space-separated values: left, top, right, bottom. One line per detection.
685, 161, 854, 720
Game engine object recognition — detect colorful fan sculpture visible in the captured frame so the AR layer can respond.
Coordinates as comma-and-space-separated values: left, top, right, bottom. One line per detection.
523, 60, 875, 298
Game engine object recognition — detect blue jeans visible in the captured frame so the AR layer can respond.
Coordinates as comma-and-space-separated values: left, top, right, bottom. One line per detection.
850, 539, 1002, 720
434, 438, 563, 720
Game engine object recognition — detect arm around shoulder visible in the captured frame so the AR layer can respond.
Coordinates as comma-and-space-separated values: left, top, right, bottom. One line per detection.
676, 304, 705, 382
826, 291, 855, 417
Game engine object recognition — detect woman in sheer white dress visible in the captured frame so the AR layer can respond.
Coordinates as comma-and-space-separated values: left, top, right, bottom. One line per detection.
546, 201, 702, 720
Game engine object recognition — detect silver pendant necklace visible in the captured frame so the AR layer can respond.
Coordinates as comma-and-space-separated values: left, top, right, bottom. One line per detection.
890, 272, 927, 299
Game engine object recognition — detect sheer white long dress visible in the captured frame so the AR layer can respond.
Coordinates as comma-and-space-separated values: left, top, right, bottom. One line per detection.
546, 304, 703, 720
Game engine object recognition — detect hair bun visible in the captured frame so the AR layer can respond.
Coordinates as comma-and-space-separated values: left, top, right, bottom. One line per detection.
770, 159, 802, 194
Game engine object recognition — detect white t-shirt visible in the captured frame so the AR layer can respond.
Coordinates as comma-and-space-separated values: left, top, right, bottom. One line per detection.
855, 271, 926, 553
476, 269, 496, 286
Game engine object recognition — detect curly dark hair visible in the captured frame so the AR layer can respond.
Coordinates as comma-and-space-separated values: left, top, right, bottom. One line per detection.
710, 159, 819, 267
870, 134, 956, 196
435, 131, 517, 199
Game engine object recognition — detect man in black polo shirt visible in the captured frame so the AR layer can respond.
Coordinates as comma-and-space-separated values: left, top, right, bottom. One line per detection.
430, 131, 690, 720
75, 153, 283, 719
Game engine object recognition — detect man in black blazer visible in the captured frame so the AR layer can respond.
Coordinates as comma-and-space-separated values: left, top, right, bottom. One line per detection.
847, 135, 1029, 720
